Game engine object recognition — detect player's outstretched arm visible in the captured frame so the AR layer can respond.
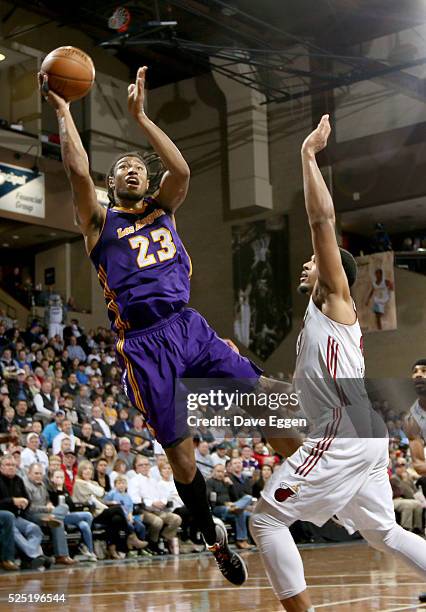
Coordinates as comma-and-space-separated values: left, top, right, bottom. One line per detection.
38, 74, 105, 253
128, 67, 190, 214
301, 115, 350, 301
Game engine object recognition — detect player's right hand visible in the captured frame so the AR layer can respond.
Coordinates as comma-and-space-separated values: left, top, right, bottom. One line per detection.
301, 114, 331, 155
38, 73, 69, 111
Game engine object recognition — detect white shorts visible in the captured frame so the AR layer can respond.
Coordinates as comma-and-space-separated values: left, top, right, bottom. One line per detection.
260, 437, 395, 532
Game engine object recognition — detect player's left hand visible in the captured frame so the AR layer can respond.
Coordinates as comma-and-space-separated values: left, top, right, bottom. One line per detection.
128, 66, 148, 122
302, 114, 331, 155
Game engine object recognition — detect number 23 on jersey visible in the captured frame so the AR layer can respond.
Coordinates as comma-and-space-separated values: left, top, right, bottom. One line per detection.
129, 228, 177, 269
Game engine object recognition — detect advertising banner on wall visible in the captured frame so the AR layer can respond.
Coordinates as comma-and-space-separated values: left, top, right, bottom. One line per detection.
232, 215, 292, 360
0, 162, 45, 218
352, 251, 397, 333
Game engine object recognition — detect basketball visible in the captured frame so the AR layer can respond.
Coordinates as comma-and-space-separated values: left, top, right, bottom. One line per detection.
40, 46, 95, 102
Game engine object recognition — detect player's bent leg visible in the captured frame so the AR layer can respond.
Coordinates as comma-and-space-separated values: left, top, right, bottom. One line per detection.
250, 505, 313, 611
360, 525, 426, 577
165, 436, 248, 585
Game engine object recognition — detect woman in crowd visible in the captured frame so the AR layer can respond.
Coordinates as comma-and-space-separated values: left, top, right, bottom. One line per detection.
110, 458, 128, 488
72, 460, 144, 559
94, 458, 111, 492
99, 441, 117, 474
252, 463, 273, 498
49, 469, 97, 561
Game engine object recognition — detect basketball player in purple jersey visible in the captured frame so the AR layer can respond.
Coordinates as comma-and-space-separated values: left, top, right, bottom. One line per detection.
39, 66, 301, 584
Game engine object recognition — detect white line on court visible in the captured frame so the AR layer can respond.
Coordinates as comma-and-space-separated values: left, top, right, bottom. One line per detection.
313, 596, 375, 608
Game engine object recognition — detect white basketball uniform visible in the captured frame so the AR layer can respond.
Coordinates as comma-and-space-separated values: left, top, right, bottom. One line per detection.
260, 297, 395, 533
410, 400, 426, 441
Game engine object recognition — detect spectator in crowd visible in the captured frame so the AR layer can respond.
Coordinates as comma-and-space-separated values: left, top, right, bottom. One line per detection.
0, 406, 15, 433
110, 458, 128, 488
113, 408, 132, 437
90, 405, 112, 442
158, 463, 200, 550
211, 443, 229, 467
41, 410, 66, 449
0, 454, 49, 569
128, 456, 182, 555
76, 422, 101, 460
228, 457, 255, 501
45, 454, 62, 485
1, 349, 19, 380
8, 369, 32, 405
73, 385, 92, 420
61, 449, 78, 495
252, 463, 274, 499
94, 458, 111, 493
117, 437, 134, 470
129, 414, 152, 454
61, 373, 80, 398
390, 459, 424, 533
66, 336, 86, 363
0, 510, 19, 570
150, 452, 169, 482
104, 476, 148, 552
206, 464, 252, 550
48, 469, 96, 561
240, 445, 259, 477
13, 400, 33, 433
72, 460, 140, 559
11, 446, 26, 480
253, 440, 278, 467
21, 434, 49, 473
33, 380, 59, 422
99, 442, 117, 474
24, 463, 75, 565
52, 419, 77, 455
195, 441, 214, 479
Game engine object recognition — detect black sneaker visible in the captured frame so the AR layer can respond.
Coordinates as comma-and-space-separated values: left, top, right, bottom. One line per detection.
207, 523, 248, 586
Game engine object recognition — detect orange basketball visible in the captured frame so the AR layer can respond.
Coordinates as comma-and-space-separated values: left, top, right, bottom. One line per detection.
40, 46, 95, 102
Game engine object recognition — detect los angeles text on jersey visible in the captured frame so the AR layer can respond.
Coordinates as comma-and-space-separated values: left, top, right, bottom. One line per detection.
187, 415, 307, 429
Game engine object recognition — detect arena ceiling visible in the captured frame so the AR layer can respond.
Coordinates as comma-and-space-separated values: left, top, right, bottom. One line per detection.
4, 0, 426, 99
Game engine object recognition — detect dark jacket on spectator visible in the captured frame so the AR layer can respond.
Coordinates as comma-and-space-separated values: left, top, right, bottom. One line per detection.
48, 486, 77, 511
229, 473, 253, 499
112, 419, 133, 437
0, 473, 31, 516
7, 380, 33, 407
206, 477, 234, 508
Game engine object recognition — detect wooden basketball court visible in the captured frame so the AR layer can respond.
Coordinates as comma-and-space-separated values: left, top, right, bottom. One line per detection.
1, 542, 425, 611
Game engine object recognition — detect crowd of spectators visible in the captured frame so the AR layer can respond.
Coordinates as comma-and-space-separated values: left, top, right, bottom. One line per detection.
0, 313, 424, 572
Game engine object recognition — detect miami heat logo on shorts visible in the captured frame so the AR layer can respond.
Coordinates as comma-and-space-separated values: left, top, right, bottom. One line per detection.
274, 483, 300, 503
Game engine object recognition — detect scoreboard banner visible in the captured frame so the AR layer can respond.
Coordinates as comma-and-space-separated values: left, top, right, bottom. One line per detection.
0, 162, 45, 218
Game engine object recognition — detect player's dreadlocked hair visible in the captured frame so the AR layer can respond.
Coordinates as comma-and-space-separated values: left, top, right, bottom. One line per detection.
339, 247, 357, 288
105, 151, 165, 208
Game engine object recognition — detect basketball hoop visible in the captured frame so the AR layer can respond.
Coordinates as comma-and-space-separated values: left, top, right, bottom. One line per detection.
108, 6, 131, 33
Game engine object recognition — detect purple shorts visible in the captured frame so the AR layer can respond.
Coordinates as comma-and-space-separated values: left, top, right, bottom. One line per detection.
115, 307, 262, 447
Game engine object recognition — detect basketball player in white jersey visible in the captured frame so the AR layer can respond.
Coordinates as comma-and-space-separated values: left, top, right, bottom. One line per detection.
405, 359, 426, 475
250, 115, 426, 612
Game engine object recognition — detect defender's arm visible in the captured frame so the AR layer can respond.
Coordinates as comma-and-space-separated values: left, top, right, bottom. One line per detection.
405, 416, 426, 475
301, 115, 350, 300
128, 67, 190, 214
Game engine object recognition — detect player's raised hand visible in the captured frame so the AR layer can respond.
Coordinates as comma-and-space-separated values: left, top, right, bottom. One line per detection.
128, 66, 147, 121
38, 73, 69, 111
301, 114, 331, 156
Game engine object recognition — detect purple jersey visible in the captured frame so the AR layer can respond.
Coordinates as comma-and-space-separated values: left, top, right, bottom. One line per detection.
90, 198, 191, 332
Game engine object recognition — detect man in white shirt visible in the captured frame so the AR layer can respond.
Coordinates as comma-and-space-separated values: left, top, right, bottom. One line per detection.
128, 456, 181, 554
211, 443, 229, 467
21, 434, 49, 474
33, 379, 59, 422
195, 441, 214, 479
52, 420, 77, 455
90, 405, 111, 440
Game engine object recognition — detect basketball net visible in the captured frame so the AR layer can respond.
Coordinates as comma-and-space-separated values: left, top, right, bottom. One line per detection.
108, 6, 131, 33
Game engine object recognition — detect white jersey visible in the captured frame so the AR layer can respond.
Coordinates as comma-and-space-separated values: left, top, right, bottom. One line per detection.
261, 297, 391, 528
410, 399, 426, 441
293, 297, 366, 438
